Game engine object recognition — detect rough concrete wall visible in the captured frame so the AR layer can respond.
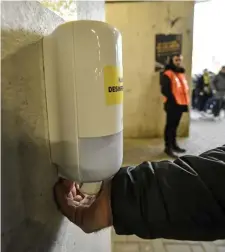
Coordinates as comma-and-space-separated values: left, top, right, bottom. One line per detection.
106, 2, 194, 138
76, 1, 105, 20
1, 1, 64, 59
1, 1, 111, 252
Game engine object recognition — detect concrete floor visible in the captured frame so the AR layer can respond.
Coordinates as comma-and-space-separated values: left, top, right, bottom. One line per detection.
123, 111, 225, 165
113, 111, 225, 252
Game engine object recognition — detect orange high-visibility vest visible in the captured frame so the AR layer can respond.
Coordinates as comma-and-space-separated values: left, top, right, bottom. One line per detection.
163, 70, 190, 105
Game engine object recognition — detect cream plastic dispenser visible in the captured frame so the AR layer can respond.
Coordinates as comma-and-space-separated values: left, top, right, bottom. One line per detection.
43, 20, 123, 183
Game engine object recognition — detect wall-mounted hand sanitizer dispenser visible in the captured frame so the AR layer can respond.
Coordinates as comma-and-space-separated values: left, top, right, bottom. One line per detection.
43, 20, 123, 183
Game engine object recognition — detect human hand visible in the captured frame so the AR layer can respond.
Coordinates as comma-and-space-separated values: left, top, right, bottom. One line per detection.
53, 178, 112, 233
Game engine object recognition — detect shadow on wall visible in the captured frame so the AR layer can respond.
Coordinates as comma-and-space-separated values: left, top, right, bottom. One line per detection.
1, 29, 65, 252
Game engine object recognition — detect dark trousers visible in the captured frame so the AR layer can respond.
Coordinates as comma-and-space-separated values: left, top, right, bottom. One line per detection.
198, 93, 212, 111
164, 109, 183, 148
204, 96, 217, 111
212, 98, 224, 117
191, 89, 198, 109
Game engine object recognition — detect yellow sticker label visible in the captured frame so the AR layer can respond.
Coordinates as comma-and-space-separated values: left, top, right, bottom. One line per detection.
104, 66, 123, 106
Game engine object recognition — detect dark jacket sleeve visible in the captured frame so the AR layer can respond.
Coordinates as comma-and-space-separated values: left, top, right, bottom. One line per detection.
196, 76, 204, 91
160, 74, 177, 104
111, 145, 225, 241
212, 75, 218, 91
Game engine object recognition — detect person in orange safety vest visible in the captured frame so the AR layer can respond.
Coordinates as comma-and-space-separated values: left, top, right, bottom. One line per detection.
160, 54, 190, 158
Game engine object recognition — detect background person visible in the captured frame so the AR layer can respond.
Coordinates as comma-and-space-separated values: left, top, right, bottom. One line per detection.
160, 54, 189, 158
211, 66, 225, 119
191, 73, 201, 110
196, 69, 212, 112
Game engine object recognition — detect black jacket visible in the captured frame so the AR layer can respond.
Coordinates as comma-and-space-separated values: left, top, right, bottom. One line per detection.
160, 63, 188, 112
111, 145, 225, 241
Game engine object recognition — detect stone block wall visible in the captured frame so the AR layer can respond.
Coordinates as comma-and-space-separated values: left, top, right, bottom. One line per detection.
106, 1, 194, 138
1, 1, 111, 252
